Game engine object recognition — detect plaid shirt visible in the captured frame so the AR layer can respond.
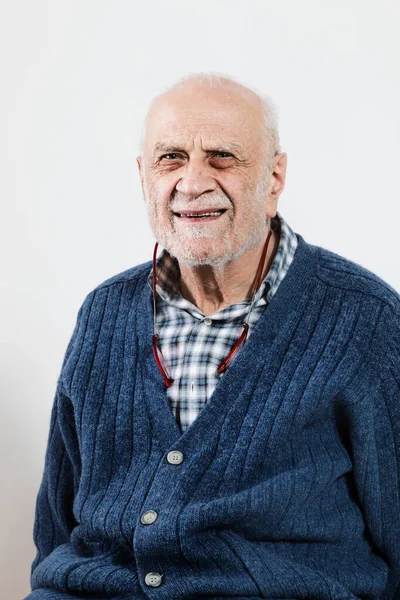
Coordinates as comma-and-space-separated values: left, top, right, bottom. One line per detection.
148, 210, 298, 433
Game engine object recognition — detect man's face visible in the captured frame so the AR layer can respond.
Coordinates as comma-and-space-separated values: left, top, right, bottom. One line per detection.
137, 83, 285, 266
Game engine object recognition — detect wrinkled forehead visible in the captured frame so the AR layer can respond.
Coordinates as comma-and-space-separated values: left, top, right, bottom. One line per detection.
143, 87, 263, 155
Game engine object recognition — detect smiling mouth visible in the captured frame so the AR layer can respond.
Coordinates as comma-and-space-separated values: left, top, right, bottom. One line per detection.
173, 209, 227, 220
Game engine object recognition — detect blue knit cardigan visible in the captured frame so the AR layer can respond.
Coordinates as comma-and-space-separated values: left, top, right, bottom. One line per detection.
26, 233, 400, 600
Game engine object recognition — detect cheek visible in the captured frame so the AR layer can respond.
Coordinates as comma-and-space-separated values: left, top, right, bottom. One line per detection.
227, 175, 255, 203
148, 176, 177, 209
233, 193, 265, 226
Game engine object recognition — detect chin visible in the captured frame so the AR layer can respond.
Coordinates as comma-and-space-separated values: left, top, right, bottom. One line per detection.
172, 250, 224, 267
154, 224, 264, 267
166, 239, 241, 268
175, 254, 227, 267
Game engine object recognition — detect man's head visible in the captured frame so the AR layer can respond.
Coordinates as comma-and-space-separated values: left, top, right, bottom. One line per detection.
137, 73, 287, 267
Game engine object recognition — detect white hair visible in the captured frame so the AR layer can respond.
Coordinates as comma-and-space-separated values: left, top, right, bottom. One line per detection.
138, 71, 281, 171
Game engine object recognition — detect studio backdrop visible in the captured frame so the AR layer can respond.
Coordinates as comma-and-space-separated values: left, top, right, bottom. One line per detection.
1, 1, 399, 598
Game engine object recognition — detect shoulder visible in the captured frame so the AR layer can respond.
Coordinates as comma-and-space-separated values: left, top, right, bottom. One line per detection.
308, 241, 400, 363
77, 259, 153, 313
91, 260, 153, 292
313, 242, 400, 311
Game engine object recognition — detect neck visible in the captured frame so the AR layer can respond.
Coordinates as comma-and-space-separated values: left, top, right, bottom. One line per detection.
177, 228, 280, 316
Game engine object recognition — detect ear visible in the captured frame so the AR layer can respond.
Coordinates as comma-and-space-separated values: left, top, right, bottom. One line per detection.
136, 156, 144, 190
267, 152, 287, 218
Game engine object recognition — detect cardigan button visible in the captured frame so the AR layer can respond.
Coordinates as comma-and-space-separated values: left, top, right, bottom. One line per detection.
140, 510, 158, 525
167, 450, 184, 464
145, 572, 163, 587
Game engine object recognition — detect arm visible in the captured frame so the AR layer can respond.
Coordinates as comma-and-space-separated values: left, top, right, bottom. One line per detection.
343, 301, 400, 599
30, 304, 84, 581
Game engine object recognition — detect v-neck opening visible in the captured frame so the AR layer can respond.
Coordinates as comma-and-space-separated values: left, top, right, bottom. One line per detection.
136, 233, 319, 452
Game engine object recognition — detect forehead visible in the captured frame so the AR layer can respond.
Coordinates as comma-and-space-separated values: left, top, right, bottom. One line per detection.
144, 86, 263, 153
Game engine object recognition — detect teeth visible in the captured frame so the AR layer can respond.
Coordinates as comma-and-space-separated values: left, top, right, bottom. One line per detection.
180, 211, 223, 217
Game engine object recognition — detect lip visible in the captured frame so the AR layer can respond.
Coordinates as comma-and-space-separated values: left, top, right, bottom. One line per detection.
173, 208, 228, 216
172, 208, 228, 223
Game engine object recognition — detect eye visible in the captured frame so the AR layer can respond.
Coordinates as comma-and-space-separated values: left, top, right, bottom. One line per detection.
209, 152, 235, 168
214, 152, 232, 158
160, 153, 182, 160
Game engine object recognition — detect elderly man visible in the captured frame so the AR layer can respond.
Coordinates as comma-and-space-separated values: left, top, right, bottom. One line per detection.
26, 74, 400, 600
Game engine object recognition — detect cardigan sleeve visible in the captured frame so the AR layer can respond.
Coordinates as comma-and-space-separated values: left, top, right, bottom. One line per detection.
30, 304, 83, 580
343, 300, 400, 599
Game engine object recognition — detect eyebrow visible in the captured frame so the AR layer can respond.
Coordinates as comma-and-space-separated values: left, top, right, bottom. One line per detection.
153, 142, 243, 155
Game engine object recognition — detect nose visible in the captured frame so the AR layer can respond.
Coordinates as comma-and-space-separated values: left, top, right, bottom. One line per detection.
175, 159, 218, 198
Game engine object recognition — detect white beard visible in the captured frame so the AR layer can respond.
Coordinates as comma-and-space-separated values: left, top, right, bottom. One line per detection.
143, 177, 271, 268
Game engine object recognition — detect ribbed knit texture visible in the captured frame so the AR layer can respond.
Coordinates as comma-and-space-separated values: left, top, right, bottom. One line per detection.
26, 232, 400, 600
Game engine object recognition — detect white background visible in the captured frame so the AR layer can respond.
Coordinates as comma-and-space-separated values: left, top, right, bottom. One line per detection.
1, 1, 400, 597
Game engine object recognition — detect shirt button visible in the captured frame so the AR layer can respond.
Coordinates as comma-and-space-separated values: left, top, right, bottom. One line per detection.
145, 572, 163, 587
204, 317, 212, 326
167, 450, 184, 464
140, 510, 158, 525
